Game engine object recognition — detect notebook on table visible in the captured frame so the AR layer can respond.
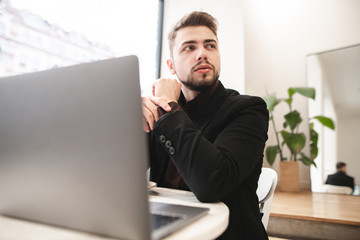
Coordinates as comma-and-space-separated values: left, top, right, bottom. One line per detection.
0, 56, 209, 240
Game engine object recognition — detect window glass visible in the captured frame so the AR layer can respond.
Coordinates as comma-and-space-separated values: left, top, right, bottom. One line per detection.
0, 22, 5, 35
2, 0, 160, 93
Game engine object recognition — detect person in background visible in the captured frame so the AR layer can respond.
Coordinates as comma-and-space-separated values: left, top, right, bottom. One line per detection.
142, 11, 269, 239
326, 162, 355, 191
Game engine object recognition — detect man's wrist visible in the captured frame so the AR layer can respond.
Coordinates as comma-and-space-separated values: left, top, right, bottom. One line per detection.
168, 101, 182, 111
156, 102, 182, 118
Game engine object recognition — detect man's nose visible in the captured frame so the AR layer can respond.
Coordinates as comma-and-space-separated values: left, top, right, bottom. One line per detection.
196, 47, 207, 61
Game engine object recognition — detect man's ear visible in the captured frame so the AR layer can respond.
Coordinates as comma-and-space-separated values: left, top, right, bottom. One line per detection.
167, 59, 176, 75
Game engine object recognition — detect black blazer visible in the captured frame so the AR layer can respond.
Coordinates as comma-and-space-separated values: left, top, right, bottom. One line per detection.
325, 171, 354, 190
149, 82, 269, 239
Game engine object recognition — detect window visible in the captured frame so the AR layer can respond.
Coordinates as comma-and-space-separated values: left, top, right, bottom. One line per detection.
0, 22, 5, 35
19, 53, 27, 67
22, 32, 31, 45
34, 36, 42, 48
31, 57, 39, 71
7, 0, 161, 94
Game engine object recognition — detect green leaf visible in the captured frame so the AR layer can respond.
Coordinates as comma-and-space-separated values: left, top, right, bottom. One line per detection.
289, 87, 316, 100
284, 110, 302, 131
285, 88, 295, 107
312, 116, 335, 130
310, 127, 318, 146
299, 153, 312, 165
263, 93, 282, 111
309, 123, 319, 160
288, 88, 296, 98
265, 146, 278, 166
310, 144, 318, 160
281, 131, 306, 154
285, 97, 292, 108
300, 153, 317, 167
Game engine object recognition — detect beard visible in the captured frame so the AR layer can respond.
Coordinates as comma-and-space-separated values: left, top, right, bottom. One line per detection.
178, 61, 220, 92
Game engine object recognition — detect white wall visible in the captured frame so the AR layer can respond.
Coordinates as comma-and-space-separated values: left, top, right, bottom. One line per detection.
242, 0, 360, 189
161, 0, 360, 189
160, 0, 245, 93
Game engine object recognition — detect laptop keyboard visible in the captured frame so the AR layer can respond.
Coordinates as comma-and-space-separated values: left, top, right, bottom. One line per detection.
151, 213, 182, 230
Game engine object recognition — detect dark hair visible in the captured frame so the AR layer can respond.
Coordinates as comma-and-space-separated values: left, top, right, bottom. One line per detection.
168, 11, 218, 57
336, 162, 346, 170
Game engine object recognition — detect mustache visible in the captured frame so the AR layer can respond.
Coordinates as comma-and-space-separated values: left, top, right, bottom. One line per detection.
191, 61, 215, 72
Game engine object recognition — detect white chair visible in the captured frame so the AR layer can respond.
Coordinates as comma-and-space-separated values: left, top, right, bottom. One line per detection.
323, 184, 353, 195
256, 167, 278, 229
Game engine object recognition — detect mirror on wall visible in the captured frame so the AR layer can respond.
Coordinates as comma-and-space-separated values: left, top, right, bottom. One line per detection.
307, 44, 360, 194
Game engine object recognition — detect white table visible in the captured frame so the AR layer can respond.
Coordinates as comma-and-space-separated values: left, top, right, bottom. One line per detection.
149, 187, 229, 239
0, 187, 229, 240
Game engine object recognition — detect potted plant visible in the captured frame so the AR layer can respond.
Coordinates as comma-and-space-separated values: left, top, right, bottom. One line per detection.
263, 87, 335, 192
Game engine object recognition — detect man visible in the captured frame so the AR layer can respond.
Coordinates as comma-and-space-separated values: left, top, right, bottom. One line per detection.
142, 11, 269, 239
326, 162, 355, 191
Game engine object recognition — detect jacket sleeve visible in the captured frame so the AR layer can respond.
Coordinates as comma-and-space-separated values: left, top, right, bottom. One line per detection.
152, 96, 269, 202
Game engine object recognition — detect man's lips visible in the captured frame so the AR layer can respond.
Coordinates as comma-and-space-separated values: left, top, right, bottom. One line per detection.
194, 64, 213, 73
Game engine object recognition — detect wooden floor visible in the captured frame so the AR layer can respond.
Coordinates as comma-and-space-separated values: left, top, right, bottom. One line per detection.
270, 190, 360, 226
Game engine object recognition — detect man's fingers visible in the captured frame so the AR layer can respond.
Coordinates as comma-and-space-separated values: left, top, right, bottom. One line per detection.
149, 96, 171, 112
142, 97, 159, 132
153, 78, 181, 103
141, 96, 173, 132
142, 117, 151, 133
143, 97, 160, 120
142, 107, 155, 131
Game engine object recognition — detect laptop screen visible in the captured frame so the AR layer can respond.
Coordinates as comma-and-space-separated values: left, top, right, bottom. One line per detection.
0, 56, 152, 239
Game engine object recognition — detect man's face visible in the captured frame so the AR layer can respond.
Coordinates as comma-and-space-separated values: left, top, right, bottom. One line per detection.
168, 26, 221, 92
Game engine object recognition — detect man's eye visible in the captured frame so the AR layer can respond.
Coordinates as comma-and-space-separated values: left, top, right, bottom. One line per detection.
185, 46, 195, 51
207, 44, 216, 49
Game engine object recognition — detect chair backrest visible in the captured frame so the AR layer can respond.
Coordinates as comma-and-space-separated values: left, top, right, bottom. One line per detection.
256, 167, 278, 229
324, 184, 353, 195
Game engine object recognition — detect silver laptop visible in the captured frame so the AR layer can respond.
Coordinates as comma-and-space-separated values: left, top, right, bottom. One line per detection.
0, 56, 208, 240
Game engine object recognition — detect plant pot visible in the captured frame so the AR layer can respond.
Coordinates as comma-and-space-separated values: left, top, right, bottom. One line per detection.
279, 161, 300, 192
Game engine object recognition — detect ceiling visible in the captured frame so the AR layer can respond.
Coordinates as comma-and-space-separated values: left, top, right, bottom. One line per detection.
317, 45, 360, 118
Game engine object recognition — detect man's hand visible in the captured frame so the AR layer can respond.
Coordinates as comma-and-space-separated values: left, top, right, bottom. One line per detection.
153, 78, 181, 103
142, 96, 171, 132
142, 78, 181, 132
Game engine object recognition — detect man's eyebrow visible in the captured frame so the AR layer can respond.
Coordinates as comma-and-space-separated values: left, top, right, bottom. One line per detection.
180, 40, 197, 46
180, 39, 217, 46
204, 39, 217, 44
